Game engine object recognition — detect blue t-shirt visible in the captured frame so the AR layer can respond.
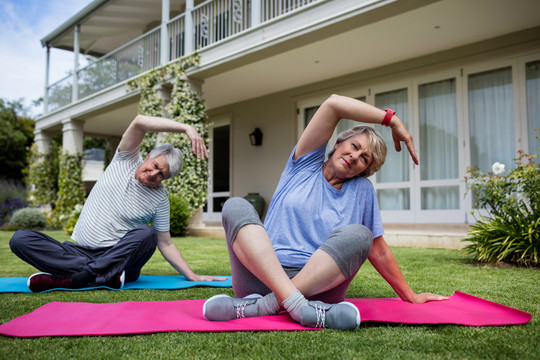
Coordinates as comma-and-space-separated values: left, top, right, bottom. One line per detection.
264, 144, 384, 268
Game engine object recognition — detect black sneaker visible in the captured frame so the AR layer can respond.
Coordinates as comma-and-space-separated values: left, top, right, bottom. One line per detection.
99, 271, 125, 289
27, 272, 75, 292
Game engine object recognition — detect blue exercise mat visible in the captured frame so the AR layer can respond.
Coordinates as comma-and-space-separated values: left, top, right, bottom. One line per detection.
0, 275, 232, 293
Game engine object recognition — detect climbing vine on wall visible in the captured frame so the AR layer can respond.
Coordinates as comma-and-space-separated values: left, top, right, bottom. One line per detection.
127, 53, 209, 212
48, 150, 86, 228
26, 143, 59, 207
127, 67, 163, 155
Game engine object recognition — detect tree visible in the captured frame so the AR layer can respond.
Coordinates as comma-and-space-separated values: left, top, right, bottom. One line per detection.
0, 99, 35, 182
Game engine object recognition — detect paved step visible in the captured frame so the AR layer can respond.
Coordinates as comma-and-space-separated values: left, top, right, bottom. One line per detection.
383, 224, 470, 249
188, 223, 471, 250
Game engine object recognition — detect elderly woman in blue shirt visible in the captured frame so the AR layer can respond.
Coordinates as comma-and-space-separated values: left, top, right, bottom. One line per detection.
203, 94, 447, 330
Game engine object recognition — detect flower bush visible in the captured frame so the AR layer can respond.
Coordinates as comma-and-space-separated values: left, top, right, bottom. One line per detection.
9, 207, 47, 229
26, 143, 59, 207
0, 198, 27, 226
463, 151, 539, 267
0, 179, 27, 226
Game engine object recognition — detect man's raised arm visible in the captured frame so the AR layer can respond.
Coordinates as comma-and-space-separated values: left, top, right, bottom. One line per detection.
118, 115, 208, 158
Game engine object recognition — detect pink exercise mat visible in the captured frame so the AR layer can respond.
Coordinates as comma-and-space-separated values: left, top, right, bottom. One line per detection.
0, 292, 531, 337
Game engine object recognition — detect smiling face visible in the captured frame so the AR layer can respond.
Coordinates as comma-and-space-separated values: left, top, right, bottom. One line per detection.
134, 154, 170, 187
328, 133, 373, 180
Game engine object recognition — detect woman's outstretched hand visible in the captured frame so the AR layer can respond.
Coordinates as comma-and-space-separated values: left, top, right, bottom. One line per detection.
390, 119, 419, 165
409, 292, 450, 304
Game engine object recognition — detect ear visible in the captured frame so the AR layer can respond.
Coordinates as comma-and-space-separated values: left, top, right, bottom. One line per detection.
145, 153, 150, 160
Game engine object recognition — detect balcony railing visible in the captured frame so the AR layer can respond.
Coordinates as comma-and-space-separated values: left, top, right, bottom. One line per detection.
192, 0, 251, 50
45, 0, 321, 113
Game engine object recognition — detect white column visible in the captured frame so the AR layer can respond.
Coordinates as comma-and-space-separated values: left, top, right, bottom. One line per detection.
72, 24, 80, 102
251, 0, 262, 26
184, 0, 194, 55
160, 0, 170, 65
62, 118, 84, 155
43, 45, 50, 114
34, 130, 52, 154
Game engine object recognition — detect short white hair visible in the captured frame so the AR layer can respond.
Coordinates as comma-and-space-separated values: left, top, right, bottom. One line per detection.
148, 143, 183, 178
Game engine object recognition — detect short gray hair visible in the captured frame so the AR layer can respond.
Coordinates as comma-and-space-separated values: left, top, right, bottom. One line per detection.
327, 126, 387, 177
148, 143, 183, 179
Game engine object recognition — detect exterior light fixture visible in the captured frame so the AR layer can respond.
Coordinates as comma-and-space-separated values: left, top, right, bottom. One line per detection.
249, 128, 263, 146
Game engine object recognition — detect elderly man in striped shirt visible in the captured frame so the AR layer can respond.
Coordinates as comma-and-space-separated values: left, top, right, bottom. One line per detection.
10, 115, 226, 292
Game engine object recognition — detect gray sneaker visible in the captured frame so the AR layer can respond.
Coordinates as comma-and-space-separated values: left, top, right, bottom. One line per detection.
203, 293, 262, 321
301, 301, 360, 330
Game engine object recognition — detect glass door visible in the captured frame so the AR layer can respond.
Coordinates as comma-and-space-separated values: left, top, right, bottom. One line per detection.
416, 77, 463, 222
203, 119, 230, 222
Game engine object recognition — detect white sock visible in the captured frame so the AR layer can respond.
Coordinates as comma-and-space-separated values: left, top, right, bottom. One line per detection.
256, 292, 281, 316
281, 290, 308, 323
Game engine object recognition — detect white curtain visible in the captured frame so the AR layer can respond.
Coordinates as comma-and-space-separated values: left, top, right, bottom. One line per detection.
378, 188, 410, 211
375, 89, 410, 210
419, 79, 458, 180
421, 186, 459, 210
468, 67, 515, 173
418, 79, 459, 210
375, 89, 409, 183
527, 60, 540, 155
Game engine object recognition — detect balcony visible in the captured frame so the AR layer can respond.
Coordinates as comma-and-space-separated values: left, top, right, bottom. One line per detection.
43, 0, 322, 113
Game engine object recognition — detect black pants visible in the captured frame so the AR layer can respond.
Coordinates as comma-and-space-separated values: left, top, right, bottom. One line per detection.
9, 225, 157, 284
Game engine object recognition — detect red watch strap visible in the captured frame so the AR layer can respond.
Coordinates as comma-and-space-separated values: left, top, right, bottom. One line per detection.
382, 108, 395, 127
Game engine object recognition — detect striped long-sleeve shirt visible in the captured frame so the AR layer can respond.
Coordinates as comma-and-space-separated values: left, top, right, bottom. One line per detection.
72, 147, 169, 248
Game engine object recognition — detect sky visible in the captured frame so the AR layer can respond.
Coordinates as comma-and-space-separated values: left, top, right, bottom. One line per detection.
0, 0, 94, 117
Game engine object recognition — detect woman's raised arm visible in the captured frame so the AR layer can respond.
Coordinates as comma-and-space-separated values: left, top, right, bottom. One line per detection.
295, 94, 418, 164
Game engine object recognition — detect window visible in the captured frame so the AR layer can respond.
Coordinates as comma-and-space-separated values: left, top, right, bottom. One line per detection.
418, 78, 459, 210
203, 119, 230, 222
374, 88, 410, 210
468, 67, 515, 173
526, 60, 540, 154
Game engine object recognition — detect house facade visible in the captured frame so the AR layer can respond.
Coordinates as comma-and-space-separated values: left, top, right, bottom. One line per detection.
36, 0, 540, 226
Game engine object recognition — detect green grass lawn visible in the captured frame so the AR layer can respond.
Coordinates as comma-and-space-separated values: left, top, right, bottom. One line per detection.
0, 230, 538, 360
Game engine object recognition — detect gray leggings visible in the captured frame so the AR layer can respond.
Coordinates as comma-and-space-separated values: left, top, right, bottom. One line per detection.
222, 197, 373, 303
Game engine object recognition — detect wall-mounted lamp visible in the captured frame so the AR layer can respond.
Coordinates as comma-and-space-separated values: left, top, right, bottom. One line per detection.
249, 128, 263, 146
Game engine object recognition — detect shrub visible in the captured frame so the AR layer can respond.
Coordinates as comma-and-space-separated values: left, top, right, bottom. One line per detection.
0, 197, 27, 226
169, 193, 192, 237
463, 151, 539, 267
0, 179, 26, 203
9, 207, 47, 229
0, 180, 27, 225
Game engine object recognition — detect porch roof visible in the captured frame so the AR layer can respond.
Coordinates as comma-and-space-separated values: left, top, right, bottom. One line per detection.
40, 0, 187, 57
